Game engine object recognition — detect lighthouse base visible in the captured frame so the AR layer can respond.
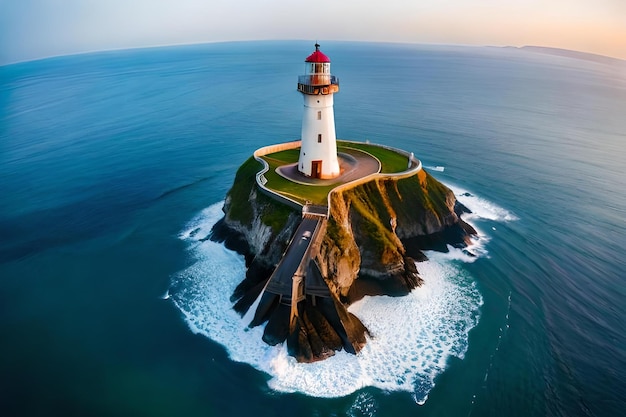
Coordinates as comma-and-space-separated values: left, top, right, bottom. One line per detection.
277, 150, 381, 186
301, 159, 341, 180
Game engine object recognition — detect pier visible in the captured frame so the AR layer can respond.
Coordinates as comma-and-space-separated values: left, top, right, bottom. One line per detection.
249, 205, 333, 338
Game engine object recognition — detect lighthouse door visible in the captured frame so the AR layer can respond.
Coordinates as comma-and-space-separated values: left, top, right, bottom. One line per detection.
311, 160, 322, 179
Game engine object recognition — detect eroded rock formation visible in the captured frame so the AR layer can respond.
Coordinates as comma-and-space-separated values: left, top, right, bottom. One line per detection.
210, 158, 476, 362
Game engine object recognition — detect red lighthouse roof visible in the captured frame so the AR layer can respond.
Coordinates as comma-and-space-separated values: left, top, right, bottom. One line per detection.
305, 43, 330, 63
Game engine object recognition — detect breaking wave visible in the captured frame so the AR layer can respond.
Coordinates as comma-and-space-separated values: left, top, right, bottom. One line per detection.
447, 182, 519, 222
170, 191, 515, 402
425, 165, 445, 172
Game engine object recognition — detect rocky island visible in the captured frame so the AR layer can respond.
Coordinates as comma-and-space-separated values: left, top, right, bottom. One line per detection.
210, 142, 476, 362
209, 44, 477, 362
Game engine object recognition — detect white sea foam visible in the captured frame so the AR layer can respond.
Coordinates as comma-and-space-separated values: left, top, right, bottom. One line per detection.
177, 204, 223, 240
348, 392, 378, 416
425, 165, 445, 172
445, 183, 519, 222
170, 202, 483, 402
435, 244, 485, 263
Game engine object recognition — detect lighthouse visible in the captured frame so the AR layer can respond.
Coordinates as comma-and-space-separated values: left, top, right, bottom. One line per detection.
297, 44, 341, 179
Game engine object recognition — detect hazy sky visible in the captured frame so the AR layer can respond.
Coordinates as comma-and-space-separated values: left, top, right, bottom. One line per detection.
1, 0, 624, 64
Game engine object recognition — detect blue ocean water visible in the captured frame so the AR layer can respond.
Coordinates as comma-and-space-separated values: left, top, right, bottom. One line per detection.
1, 41, 625, 416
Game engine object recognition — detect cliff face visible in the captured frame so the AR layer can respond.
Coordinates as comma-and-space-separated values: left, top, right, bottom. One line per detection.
210, 159, 476, 361
317, 168, 475, 301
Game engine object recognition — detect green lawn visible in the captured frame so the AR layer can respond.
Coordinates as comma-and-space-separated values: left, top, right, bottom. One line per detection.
260, 149, 334, 205
338, 141, 409, 173
262, 149, 299, 165
259, 141, 411, 205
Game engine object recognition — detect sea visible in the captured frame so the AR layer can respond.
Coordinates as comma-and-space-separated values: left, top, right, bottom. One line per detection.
1, 41, 625, 417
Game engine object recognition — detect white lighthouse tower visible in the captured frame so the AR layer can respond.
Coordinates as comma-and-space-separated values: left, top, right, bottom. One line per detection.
297, 44, 340, 179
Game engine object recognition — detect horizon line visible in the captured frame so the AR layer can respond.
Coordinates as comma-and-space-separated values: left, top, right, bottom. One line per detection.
2, 39, 624, 68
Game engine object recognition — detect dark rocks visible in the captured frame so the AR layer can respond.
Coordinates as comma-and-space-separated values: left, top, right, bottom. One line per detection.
287, 295, 362, 362
402, 221, 475, 252
210, 218, 252, 264
262, 303, 291, 346
402, 256, 424, 289
454, 200, 472, 216
214, 165, 477, 363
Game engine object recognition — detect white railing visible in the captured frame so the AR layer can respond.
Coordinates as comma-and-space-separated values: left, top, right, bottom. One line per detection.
325, 141, 423, 217
252, 140, 423, 217
297, 75, 339, 86
253, 141, 303, 210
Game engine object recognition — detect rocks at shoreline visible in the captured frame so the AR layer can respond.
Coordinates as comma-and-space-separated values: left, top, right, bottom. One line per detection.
209, 167, 477, 362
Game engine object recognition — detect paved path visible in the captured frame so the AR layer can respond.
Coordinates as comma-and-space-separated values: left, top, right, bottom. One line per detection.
249, 215, 324, 328
276, 148, 380, 186
264, 217, 319, 298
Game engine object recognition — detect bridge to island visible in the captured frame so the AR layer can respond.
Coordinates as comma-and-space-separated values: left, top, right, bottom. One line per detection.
243, 140, 423, 351
249, 207, 331, 337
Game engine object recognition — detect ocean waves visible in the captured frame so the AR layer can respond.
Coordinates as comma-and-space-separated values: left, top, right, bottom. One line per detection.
169, 198, 513, 402
447, 182, 519, 223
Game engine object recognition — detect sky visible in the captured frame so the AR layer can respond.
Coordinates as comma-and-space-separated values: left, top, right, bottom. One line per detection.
1, 0, 625, 65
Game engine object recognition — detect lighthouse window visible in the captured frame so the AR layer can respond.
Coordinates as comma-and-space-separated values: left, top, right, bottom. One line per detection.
317, 111, 322, 120
318, 134, 322, 143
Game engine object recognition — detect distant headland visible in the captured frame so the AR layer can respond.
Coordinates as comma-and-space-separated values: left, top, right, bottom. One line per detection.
210, 44, 477, 362
508, 45, 625, 65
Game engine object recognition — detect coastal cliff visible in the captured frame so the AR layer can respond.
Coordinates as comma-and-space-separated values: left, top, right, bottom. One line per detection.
321, 168, 476, 302
210, 156, 476, 362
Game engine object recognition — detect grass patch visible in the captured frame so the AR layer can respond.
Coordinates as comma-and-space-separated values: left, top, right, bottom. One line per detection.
225, 156, 297, 230
338, 141, 409, 173
265, 168, 335, 205
260, 149, 334, 205
258, 192, 298, 234
227, 156, 262, 224
345, 185, 397, 258
256, 141, 411, 206
326, 215, 352, 253
262, 149, 300, 165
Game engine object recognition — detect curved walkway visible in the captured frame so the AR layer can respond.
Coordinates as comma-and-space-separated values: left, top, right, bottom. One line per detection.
275, 148, 381, 186
253, 140, 423, 214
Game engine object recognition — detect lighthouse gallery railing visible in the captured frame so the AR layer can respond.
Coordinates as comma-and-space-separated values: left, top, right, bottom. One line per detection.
297, 75, 339, 86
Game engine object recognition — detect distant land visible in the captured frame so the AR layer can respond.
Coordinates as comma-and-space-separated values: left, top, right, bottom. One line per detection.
3, 42, 625, 68
505, 45, 625, 66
